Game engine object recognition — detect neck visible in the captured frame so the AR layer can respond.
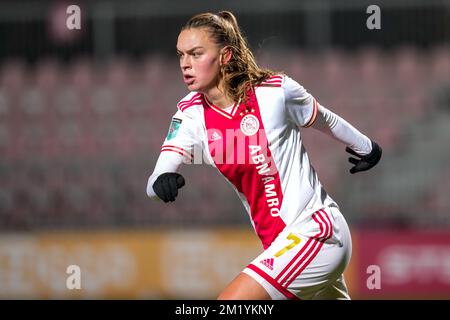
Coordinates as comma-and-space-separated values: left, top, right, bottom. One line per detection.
204, 85, 234, 109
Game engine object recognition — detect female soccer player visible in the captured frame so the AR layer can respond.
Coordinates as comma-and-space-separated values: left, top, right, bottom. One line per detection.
146, 11, 382, 300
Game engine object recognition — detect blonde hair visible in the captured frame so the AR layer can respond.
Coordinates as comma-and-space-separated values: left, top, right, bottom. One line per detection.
182, 11, 276, 103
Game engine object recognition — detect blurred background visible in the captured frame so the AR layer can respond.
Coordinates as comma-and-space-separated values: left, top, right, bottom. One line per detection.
0, 0, 449, 299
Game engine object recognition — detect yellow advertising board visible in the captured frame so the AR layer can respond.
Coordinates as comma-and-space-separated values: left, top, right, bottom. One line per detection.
0, 228, 262, 299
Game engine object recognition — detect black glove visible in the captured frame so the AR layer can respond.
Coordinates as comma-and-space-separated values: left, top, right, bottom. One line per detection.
152, 172, 185, 202
346, 140, 382, 174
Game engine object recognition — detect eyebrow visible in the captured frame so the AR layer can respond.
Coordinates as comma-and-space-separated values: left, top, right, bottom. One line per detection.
176, 46, 204, 54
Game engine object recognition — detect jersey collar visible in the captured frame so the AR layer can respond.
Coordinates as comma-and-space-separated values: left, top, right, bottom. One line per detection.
203, 94, 239, 120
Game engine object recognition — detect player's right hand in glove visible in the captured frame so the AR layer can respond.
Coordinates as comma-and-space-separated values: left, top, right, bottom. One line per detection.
152, 172, 185, 202
346, 140, 382, 174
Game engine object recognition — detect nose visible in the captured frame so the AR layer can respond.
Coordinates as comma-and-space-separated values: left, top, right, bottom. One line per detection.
180, 55, 191, 71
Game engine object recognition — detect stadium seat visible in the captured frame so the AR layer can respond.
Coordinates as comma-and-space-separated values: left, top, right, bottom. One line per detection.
2, 46, 449, 230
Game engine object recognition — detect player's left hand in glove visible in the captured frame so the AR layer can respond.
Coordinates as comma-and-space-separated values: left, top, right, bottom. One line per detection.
152, 172, 185, 202
346, 140, 382, 174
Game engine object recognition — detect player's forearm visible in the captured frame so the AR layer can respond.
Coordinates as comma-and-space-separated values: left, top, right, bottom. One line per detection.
146, 152, 184, 199
313, 104, 372, 155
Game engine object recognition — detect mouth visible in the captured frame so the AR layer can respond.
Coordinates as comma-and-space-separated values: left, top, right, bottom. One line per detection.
183, 75, 195, 85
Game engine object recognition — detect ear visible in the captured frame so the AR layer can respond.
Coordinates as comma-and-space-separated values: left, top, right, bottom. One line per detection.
220, 47, 232, 66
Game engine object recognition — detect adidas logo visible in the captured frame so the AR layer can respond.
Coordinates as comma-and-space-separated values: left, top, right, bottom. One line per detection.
210, 131, 222, 141
260, 258, 274, 270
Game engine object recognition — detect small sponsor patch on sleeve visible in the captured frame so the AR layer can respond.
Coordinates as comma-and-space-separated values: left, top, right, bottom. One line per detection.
166, 118, 182, 140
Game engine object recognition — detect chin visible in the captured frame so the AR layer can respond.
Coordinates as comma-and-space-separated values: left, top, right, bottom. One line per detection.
188, 83, 202, 92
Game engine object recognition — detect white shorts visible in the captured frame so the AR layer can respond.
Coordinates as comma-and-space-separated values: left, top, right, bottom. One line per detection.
243, 206, 352, 300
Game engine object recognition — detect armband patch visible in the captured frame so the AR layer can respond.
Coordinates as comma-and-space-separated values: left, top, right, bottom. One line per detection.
167, 118, 182, 140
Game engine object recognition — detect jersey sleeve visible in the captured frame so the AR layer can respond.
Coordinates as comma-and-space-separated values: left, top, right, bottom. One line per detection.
283, 75, 318, 128
160, 109, 199, 162
146, 109, 201, 199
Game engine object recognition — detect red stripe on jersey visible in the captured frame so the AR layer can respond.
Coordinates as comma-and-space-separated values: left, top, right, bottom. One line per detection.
263, 78, 282, 82
275, 237, 315, 283
262, 77, 282, 82
275, 209, 330, 285
161, 145, 192, 160
247, 264, 301, 300
281, 210, 333, 287
262, 79, 282, 84
180, 100, 202, 112
258, 75, 283, 87
203, 89, 286, 249
179, 98, 202, 108
161, 147, 185, 157
320, 209, 333, 238
316, 209, 332, 240
313, 210, 330, 240
284, 239, 324, 288
280, 242, 323, 286
177, 93, 201, 109
266, 75, 283, 81
257, 80, 282, 87
161, 144, 188, 153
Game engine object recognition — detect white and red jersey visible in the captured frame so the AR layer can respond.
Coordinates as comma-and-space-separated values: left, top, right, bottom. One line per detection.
148, 75, 339, 249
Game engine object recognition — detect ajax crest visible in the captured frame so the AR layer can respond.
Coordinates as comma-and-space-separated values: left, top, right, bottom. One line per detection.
240, 114, 260, 136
